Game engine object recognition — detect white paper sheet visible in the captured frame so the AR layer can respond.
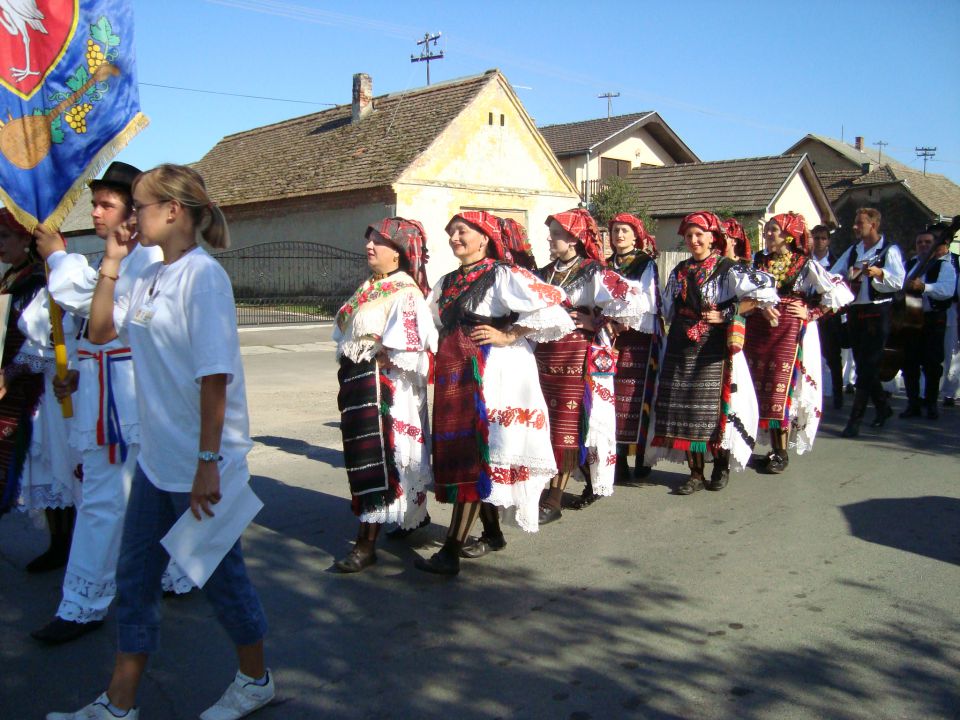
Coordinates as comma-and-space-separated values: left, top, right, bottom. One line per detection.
161, 482, 263, 588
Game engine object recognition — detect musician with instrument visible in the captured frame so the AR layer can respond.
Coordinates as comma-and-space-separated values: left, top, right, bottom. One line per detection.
899, 230, 956, 420
830, 208, 905, 438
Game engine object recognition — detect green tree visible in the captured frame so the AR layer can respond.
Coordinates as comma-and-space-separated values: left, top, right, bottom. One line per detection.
589, 177, 658, 234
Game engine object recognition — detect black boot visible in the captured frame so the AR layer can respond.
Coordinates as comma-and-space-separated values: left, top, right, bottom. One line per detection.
871, 403, 893, 428
899, 401, 922, 419
26, 507, 74, 574
708, 453, 730, 490
415, 540, 461, 575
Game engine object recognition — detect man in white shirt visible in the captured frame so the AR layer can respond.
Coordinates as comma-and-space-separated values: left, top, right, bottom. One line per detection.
830, 208, 905, 437
900, 230, 957, 419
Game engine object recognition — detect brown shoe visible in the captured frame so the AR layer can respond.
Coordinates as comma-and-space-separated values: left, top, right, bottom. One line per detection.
334, 546, 377, 573
676, 475, 705, 495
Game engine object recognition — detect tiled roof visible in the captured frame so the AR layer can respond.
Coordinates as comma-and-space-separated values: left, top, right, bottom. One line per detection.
623, 155, 806, 216
850, 165, 960, 217
787, 134, 913, 173
817, 169, 863, 203
194, 71, 497, 207
539, 112, 654, 156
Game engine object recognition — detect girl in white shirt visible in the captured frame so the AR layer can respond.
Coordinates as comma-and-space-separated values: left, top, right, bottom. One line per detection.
48, 164, 273, 720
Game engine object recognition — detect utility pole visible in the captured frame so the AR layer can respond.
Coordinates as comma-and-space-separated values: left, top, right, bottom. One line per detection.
598, 92, 620, 119
915, 147, 936, 176
873, 140, 888, 164
411, 32, 443, 86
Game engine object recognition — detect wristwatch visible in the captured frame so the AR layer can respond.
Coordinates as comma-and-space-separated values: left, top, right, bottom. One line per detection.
198, 450, 222, 463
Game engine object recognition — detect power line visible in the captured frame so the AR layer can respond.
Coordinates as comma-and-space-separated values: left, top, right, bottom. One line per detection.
138, 82, 337, 106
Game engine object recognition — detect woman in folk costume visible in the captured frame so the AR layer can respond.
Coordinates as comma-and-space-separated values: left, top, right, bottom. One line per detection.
416, 211, 573, 576
743, 212, 853, 473
535, 209, 651, 521
332, 217, 436, 573
648, 212, 778, 494
721, 218, 754, 265
606, 213, 663, 484
0, 210, 79, 572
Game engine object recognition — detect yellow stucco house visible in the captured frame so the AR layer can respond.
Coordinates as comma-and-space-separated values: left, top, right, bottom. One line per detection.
194, 69, 580, 284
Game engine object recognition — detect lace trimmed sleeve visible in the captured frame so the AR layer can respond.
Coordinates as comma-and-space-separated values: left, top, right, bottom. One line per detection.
495, 265, 575, 343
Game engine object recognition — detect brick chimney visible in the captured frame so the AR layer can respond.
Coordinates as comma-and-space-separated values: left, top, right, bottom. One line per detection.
352, 73, 372, 123
854, 136, 864, 151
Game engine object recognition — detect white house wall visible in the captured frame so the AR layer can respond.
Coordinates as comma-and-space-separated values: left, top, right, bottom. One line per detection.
769, 173, 827, 229
569, 127, 677, 190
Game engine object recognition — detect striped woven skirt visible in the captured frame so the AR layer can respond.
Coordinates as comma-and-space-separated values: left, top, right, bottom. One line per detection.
534, 330, 590, 473
651, 317, 726, 453
0, 374, 44, 514
613, 329, 657, 453
337, 357, 400, 516
743, 307, 804, 427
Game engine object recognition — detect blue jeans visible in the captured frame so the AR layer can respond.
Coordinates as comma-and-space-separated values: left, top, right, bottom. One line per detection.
116, 464, 267, 654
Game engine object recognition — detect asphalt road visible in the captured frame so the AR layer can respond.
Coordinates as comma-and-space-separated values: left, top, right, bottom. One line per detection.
2, 324, 958, 720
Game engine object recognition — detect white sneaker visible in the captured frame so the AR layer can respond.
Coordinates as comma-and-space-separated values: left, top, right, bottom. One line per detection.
46, 692, 139, 719
200, 670, 275, 720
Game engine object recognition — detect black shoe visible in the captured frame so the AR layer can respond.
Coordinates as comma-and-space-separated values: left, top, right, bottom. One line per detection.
613, 455, 630, 485
871, 405, 893, 428
334, 547, 377, 573
385, 514, 431, 540
899, 405, 922, 419
676, 475, 705, 495
944, 397, 956, 407
633, 464, 652, 481
927, 406, 940, 420
841, 420, 861, 438
414, 546, 460, 576
538, 506, 562, 525
759, 451, 789, 474
845, 383, 856, 395
460, 534, 506, 559
25, 547, 69, 574
707, 467, 729, 491
567, 488, 599, 510
30, 617, 103, 645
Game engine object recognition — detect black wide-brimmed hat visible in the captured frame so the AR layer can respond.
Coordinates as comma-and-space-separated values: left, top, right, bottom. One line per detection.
89, 161, 141, 194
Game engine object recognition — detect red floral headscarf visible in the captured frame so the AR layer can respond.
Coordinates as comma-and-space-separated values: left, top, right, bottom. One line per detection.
770, 212, 810, 254
721, 218, 752, 261
679, 211, 725, 249
546, 208, 602, 261
498, 217, 537, 271
609, 212, 657, 257
446, 211, 505, 260
366, 217, 430, 295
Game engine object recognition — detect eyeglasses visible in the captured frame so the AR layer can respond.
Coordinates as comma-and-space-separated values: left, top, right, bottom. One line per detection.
132, 200, 169, 215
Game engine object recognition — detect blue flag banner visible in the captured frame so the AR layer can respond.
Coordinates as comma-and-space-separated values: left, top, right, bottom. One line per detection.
0, 0, 147, 230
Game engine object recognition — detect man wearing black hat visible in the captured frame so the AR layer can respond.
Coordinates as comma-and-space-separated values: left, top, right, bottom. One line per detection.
31, 162, 192, 645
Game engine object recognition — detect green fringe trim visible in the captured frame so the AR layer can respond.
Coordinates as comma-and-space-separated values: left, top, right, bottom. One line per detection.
689, 441, 708, 454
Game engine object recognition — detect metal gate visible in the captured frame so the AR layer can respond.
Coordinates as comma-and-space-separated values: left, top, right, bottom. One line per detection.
83, 241, 369, 326
215, 241, 368, 325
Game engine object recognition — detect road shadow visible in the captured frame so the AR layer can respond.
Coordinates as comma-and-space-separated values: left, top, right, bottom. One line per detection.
840, 496, 960, 567
253, 434, 345, 469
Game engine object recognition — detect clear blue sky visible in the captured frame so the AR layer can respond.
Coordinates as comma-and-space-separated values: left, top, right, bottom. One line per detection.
118, 0, 960, 184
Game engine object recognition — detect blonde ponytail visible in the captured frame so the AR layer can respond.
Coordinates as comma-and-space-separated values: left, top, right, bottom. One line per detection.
133, 163, 230, 249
